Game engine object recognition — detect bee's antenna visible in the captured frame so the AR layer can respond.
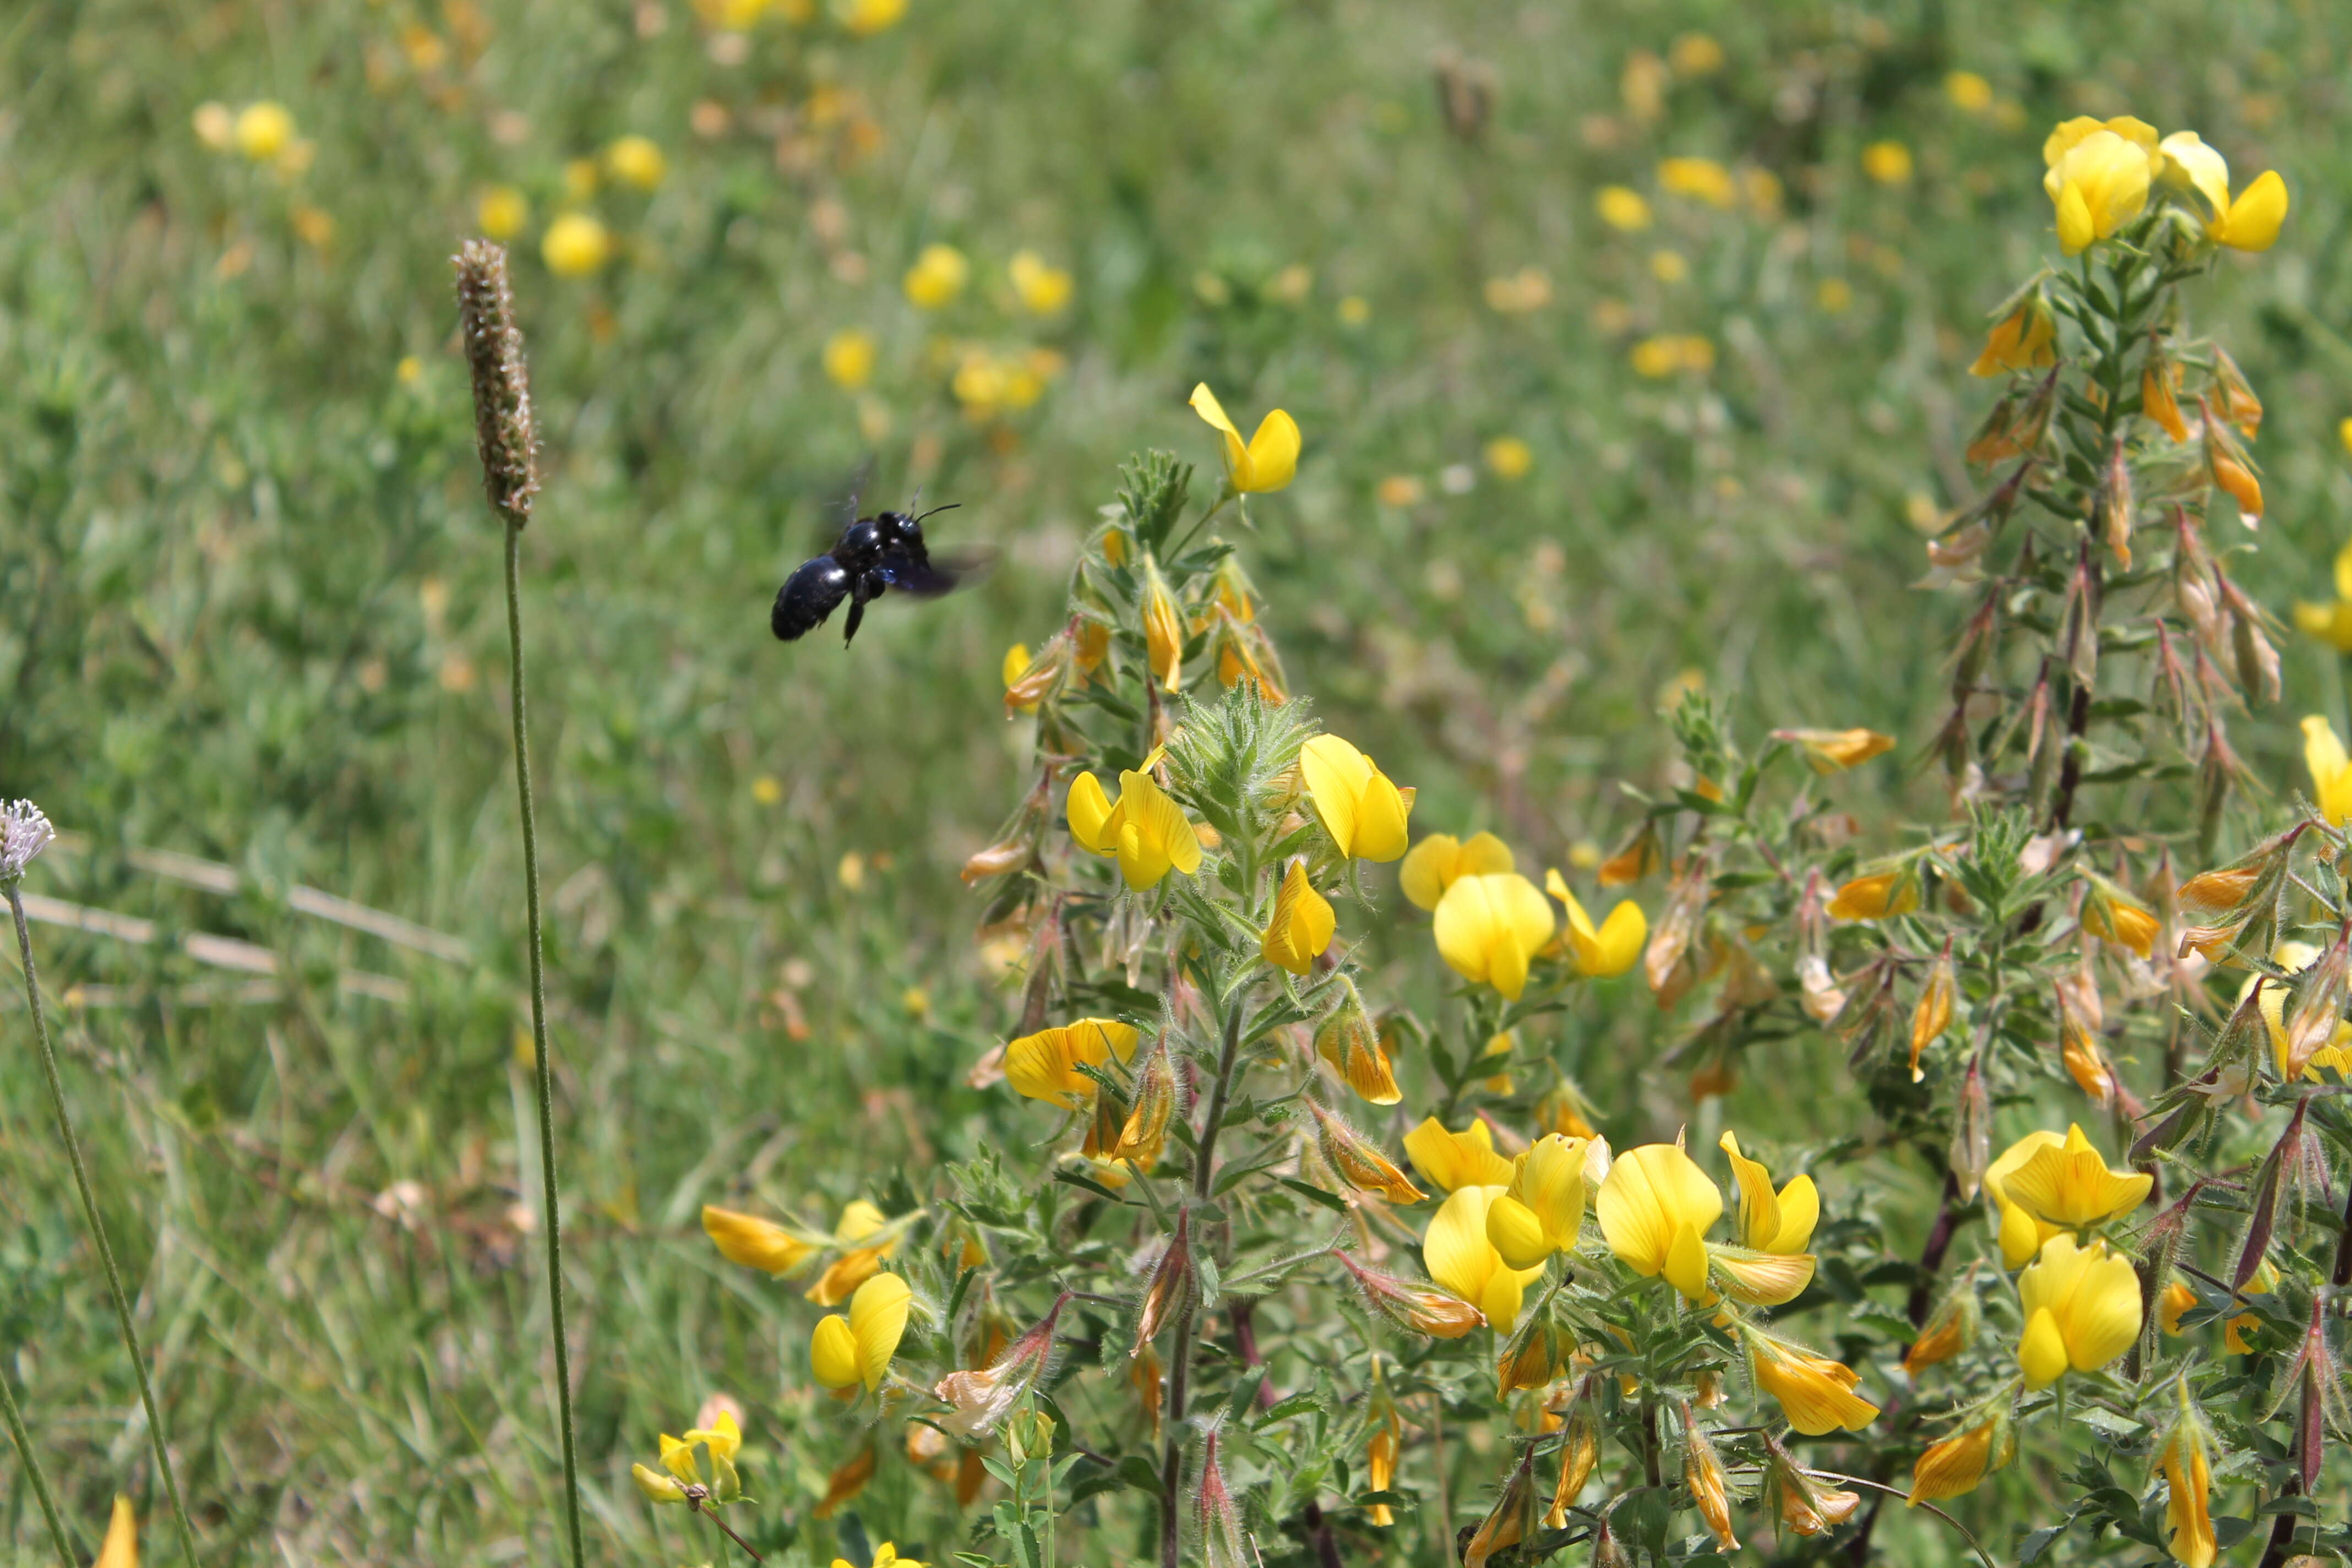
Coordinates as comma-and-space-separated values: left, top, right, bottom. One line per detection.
912, 502, 962, 526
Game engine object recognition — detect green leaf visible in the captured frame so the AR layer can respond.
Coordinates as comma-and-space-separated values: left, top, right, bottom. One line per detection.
2017, 1525, 2066, 1565
1278, 1177, 1349, 1212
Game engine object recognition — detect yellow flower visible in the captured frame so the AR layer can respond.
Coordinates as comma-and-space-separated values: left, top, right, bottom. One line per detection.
234, 101, 296, 162
1403, 1116, 1517, 1192
2294, 543, 2352, 651
542, 213, 613, 277
1683, 1418, 1739, 1552
2081, 888, 2159, 959
1484, 1134, 1588, 1268
1946, 70, 1994, 112
2043, 123, 2157, 254
1003, 1018, 1140, 1106
2156, 1396, 2217, 1568
633, 1461, 688, 1504
1668, 31, 1724, 75
1400, 831, 1514, 911
1306, 1100, 1424, 1203
841, 0, 907, 34
1984, 1130, 2067, 1267
1861, 140, 1913, 184
2252, 949, 2352, 1079
1908, 1411, 2012, 1504
2016, 1234, 2141, 1388
1776, 726, 1901, 770
823, 328, 876, 390
2159, 1280, 2198, 1336
810, 1271, 912, 1392
1718, 1131, 1818, 1251
1826, 869, 1919, 921
95, 1496, 137, 1568
1189, 383, 1300, 493
1596, 1141, 1722, 1300
1749, 1335, 1880, 1434
605, 134, 666, 190
1262, 860, 1336, 974
902, 243, 968, 308
1299, 734, 1411, 863
1629, 334, 1715, 377
1139, 557, 1185, 692
1433, 872, 1555, 999
1969, 295, 2057, 379
1008, 250, 1073, 314
477, 185, 530, 242
1066, 767, 1202, 890
1658, 156, 1735, 208
1993, 1121, 2151, 1234
2305, 716, 2352, 827
1484, 436, 1533, 479
1594, 186, 1652, 231
702, 1204, 821, 1274
1365, 1369, 1402, 1526
2158, 130, 2289, 252
1543, 869, 1645, 978
1423, 1185, 1545, 1332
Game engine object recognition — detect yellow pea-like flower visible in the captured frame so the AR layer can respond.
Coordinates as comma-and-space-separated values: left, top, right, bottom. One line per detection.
1400, 831, 1514, 911
1543, 869, 1646, 978
1907, 1410, 2012, 1505
605, 134, 666, 190
2016, 1234, 2142, 1388
634, 1461, 688, 1504
1484, 1134, 1588, 1268
1749, 1335, 1881, 1435
2158, 130, 2289, 253
1261, 860, 1336, 974
1433, 872, 1554, 999
824, 328, 877, 391
1995, 1121, 2152, 1231
1719, 1131, 1819, 1252
542, 213, 613, 277
1003, 1018, 1141, 1107
1422, 1184, 1545, 1333
701, 1204, 821, 1275
810, 1313, 860, 1389
2293, 542, 2352, 652
1140, 557, 1185, 692
235, 101, 296, 162
2042, 121, 2157, 254
1009, 249, 1074, 314
1189, 383, 1300, 493
1066, 768, 1202, 890
1984, 1129, 2068, 1267
2304, 716, 2352, 827
95, 1496, 137, 1568
1968, 295, 2059, 378
810, 1271, 912, 1392
1403, 1116, 1517, 1193
1826, 868, 1920, 921
1299, 734, 1412, 863
1313, 976, 1400, 1104
1596, 1142, 1721, 1301
1776, 726, 1901, 771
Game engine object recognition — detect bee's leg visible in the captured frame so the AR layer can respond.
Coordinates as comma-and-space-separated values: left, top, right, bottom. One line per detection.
842, 595, 865, 645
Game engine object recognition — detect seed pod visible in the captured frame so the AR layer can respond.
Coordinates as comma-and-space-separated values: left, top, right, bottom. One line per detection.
1949, 1055, 1991, 1200
2099, 434, 2135, 567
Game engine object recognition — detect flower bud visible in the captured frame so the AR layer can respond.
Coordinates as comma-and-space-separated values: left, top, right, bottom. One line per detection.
1305, 1099, 1425, 1204
1196, 1429, 1248, 1568
1681, 1408, 1739, 1551
1133, 1211, 1192, 1353
1495, 1307, 1564, 1399
1544, 1382, 1600, 1526
1114, 1035, 1178, 1171
1909, 941, 1956, 1082
1141, 554, 1185, 692
2143, 345, 2190, 442
1763, 1433, 1861, 1538
1462, 1449, 1537, 1568
1310, 976, 1402, 1104
1908, 1404, 2014, 1505
1002, 629, 1072, 715
1903, 1286, 1980, 1374
1365, 1362, 1403, 1526
1332, 1248, 1484, 1338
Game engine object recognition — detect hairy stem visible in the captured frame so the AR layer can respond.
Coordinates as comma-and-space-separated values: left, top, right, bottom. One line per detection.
0, 1358, 75, 1567
8, 888, 202, 1567
504, 522, 586, 1568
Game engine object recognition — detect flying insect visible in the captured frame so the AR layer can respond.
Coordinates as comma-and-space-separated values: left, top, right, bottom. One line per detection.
770, 502, 982, 646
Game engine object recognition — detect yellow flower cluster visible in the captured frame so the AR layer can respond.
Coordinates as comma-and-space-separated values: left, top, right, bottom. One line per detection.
1400, 830, 1645, 999
2041, 116, 2286, 255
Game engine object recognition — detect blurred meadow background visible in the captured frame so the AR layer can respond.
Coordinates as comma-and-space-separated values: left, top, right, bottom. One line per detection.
4, 0, 2351, 1562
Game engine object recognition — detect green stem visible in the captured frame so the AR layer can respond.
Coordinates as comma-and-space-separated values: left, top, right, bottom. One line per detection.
504, 521, 586, 1568
7, 886, 202, 1567
0, 1357, 75, 1567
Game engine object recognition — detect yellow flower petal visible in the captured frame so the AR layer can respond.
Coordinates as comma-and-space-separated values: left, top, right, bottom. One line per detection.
1066, 771, 1119, 854
1433, 873, 1556, 999
1262, 860, 1337, 973
850, 1271, 913, 1392
1242, 408, 1302, 492
811, 1314, 861, 1390
1596, 1141, 1723, 1288
1404, 1117, 1516, 1192
2213, 168, 2288, 252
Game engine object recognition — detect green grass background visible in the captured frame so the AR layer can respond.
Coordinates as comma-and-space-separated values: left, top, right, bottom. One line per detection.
2, 0, 2350, 1561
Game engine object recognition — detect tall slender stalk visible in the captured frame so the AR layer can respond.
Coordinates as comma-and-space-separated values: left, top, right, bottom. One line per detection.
456, 241, 585, 1568
0, 1356, 76, 1567
6, 878, 201, 1567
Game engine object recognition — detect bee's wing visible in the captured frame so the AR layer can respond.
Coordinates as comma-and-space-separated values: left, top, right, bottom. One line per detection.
810, 454, 879, 546
874, 544, 993, 597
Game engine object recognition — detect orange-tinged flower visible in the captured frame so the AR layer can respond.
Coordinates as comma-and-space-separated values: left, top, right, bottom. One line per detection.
2082, 889, 2158, 956
1544, 869, 1646, 978
1749, 1334, 1880, 1434
702, 1205, 821, 1275
1313, 977, 1400, 1103
1423, 1185, 1545, 1333
1139, 555, 1186, 691
1404, 1117, 1516, 1192
2159, 1280, 2198, 1336
1910, 945, 1956, 1082
1596, 1141, 1721, 1300
1066, 767, 1202, 890
1683, 1417, 1739, 1551
1908, 1410, 2012, 1504
2160, 1425, 2216, 1568
1968, 295, 2057, 378
1299, 734, 1412, 862
1434, 872, 1555, 998
1400, 830, 1515, 911
1598, 824, 1662, 886
1189, 383, 1299, 493
2143, 355, 2190, 443
1365, 1365, 1403, 1526
814, 1445, 877, 1517
2017, 1234, 2141, 1387
1003, 1018, 1140, 1107
1827, 869, 1920, 921
1261, 860, 1336, 973
1904, 1288, 1980, 1374
1307, 1099, 1425, 1204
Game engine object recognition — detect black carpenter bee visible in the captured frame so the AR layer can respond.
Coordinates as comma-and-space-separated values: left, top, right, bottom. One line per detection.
770, 502, 983, 645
